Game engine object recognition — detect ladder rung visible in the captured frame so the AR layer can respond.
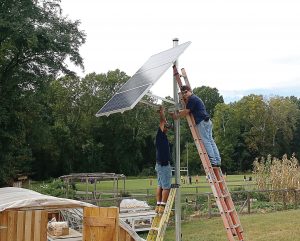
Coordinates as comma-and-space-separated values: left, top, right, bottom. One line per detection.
221, 193, 230, 198
225, 208, 235, 213
171, 183, 180, 188
231, 223, 240, 229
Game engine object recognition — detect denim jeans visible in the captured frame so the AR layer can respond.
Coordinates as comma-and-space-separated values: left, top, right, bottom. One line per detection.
155, 163, 172, 189
196, 120, 221, 165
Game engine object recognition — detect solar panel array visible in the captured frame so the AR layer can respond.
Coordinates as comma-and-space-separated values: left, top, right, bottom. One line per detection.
96, 41, 191, 117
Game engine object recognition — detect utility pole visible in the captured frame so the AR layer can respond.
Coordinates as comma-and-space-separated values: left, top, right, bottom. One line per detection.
173, 38, 181, 241
186, 142, 189, 177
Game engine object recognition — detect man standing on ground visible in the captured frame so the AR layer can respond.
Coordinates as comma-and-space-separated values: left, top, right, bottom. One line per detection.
170, 85, 221, 167
155, 105, 172, 214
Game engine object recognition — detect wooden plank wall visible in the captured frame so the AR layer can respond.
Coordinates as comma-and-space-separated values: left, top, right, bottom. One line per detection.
119, 226, 135, 241
0, 210, 47, 241
83, 207, 119, 241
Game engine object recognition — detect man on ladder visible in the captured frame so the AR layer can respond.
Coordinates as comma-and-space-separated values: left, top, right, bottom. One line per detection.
147, 106, 178, 241
155, 105, 173, 214
170, 85, 221, 167
170, 66, 245, 241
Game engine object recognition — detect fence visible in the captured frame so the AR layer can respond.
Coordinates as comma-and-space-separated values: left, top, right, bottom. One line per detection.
72, 185, 300, 220
181, 188, 300, 220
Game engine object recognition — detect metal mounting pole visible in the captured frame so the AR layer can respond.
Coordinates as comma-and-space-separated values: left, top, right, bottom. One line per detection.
173, 37, 181, 241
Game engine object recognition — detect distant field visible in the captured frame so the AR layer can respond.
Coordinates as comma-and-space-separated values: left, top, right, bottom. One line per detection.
162, 209, 300, 241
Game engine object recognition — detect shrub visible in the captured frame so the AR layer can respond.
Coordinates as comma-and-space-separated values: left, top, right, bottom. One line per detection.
33, 179, 75, 198
251, 191, 270, 202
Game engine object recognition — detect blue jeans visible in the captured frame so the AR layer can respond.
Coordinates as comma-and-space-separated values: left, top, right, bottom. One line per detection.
197, 120, 221, 165
155, 163, 172, 189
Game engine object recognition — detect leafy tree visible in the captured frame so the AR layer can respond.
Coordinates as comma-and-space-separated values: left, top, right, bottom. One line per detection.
267, 97, 300, 156
214, 103, 242, 172
289, 96, 300, 157
214, 95, 300, 172
193, 86, 224, 118
0, 0, 85, 185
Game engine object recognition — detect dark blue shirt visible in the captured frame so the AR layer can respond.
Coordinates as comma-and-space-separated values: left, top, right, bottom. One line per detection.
186, 94, 209, 125
156, 128, 171, 166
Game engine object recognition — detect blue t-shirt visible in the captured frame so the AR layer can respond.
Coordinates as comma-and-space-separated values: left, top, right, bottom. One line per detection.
156, 128, 171, 166
186, 94, 209, 125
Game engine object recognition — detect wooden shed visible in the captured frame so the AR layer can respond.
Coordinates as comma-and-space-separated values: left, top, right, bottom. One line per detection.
0, 187, 143, 241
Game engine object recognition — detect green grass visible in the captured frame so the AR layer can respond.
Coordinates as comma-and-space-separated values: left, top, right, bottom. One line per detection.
31, 175, 300, 240
74, 174, 256, 195
162, 209, 300, 241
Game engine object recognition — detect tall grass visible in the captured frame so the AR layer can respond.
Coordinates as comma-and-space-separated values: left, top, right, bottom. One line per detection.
253, 154, 300, 202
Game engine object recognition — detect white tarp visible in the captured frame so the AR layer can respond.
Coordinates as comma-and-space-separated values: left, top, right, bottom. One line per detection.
120, 199, 150, 209
0, 187, 94, 212
0, 187, 143, 241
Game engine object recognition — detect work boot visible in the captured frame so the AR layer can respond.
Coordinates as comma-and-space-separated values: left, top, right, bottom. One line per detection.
158, 205, 165, 214
155, 205, 160, 213
170, 210, 174, 217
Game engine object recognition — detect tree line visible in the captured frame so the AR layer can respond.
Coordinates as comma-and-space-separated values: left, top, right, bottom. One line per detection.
1, 0, 299, 186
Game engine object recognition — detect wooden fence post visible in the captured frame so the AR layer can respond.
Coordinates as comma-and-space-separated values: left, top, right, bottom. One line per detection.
208, 193, 212, 219
247, 192, 251, 214
294, 189, 298, 209
283, 190, 287, 210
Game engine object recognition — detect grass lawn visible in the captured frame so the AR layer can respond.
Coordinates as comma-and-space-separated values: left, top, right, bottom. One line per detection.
163, 209, 300, 241
75, 173, 255, 195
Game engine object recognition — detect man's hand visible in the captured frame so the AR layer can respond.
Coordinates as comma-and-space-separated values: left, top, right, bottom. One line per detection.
170, 112, 178, 120
169, 109, 190, 120
157, 105, 164, 113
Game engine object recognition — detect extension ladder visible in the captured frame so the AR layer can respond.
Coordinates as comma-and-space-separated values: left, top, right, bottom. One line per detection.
173, 65, 245, 241
146, 184, 178, 241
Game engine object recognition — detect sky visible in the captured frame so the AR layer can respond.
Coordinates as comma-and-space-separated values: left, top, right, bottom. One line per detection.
60, 0, 300, 103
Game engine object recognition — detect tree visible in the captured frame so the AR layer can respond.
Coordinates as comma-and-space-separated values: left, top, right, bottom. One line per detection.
267, 97, 300, 156
289, 96, 300, 157
214, 103, 242, 172
214, 94, 300, 172
0, 0, 85, 185
193, 86, 224, 118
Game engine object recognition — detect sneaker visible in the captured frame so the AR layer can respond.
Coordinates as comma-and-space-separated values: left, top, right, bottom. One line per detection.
158, 205, 165, 214
155, 205, 160, 213
211, 163, 221, 167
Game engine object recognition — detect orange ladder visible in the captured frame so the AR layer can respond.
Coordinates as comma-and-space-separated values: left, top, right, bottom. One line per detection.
173, 65, 245, 241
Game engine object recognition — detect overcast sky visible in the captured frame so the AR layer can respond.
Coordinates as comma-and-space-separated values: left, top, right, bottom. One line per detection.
60, 0, 300, 103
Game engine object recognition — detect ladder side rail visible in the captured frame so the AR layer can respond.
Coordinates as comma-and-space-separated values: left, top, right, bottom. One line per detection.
156, 187, 177, 241
146, 187, 177, 241
180, 68, 191, 88
173, 65, 244, 241
185, 114, 238, 240
173, 66, 235, 237
181, 68, 244, 240
214, 169, 244, 239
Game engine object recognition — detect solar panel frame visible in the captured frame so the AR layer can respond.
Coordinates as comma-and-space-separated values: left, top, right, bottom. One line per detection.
96, 41, 191, 117
96, 84, 152, 116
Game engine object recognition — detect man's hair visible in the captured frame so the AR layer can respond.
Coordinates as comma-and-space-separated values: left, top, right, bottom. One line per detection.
181, 85, 191, 92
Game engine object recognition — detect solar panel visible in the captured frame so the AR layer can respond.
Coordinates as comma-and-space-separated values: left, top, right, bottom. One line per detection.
96, 41, 191, 117
97, 84, 151, 115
